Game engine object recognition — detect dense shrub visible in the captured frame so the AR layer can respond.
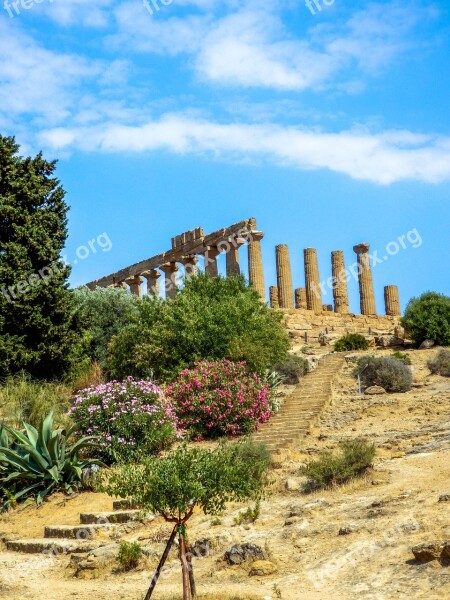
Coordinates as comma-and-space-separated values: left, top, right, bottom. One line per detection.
300, 439, 376, 490
391, 351, 412, 365
428, 349, 450, 377
402, 292, 450, 347
0, 373, 71, 430
117, 541, 142, 571
69, 378, 178, 463
335, 334, 369, 352
272, 355, 309, 384
73, 287, 140, 369
355, 356, 412, 392
0, 412, 101, 508
166, 360, 271, 438
107, 274, 290, 381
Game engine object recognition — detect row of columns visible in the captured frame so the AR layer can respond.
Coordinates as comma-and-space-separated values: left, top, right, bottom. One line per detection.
114, 231, 266, 301
270, 243, 400, 316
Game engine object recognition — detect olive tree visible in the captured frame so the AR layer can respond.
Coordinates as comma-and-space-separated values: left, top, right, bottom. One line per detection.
102, 440, 271, 599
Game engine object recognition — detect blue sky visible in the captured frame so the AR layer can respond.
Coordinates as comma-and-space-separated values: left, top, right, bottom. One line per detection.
1, 0, 449, 311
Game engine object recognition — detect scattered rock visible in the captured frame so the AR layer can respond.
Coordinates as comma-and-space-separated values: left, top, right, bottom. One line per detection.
224, 543, 265, 566
339, 525, 357, 536
249, 560, 277, 576
419, 339, 435, 349
438, 494, 450, 503
285, 479, 301, 492
412, 542, 445, 563
303, 498, 330, 511
192, 538, 211, 557
364, 386, 386, 395
88, 543, 118, 560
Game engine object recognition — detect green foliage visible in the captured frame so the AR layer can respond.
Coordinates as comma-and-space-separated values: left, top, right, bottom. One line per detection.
107, 274, 290, 381
0, 373, 72, 430
355, 355, 412, 392
391, 351, 412, 365
233, 500, 261, 525
427, 349, 450, 377
272, 355, 309, 384
117, 541, 142, 571
102, 440, 271, 520
402, 292, 450, 347
334, 334, 369, 352
0, 135, 78, 379
70, 379, 177, 464
300, 439, 376, 490
72, 287, 140, 369
0, 412, 102, 507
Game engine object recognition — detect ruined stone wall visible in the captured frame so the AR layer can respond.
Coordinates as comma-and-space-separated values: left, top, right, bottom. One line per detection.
283, 308, 404, 349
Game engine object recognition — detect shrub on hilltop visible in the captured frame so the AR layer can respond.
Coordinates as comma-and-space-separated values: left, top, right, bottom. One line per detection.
354, 355, 412, 392
107, 274, 290, 381
402, 292, 450, 347
335, 333, 369, 352
427, 349, 450, 377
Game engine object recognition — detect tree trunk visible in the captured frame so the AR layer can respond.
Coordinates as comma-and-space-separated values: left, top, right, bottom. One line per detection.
186, 543, 197, 598
179, 527, 191, 600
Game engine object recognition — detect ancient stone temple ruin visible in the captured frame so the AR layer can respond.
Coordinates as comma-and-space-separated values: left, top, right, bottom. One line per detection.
86, 217, 403, 346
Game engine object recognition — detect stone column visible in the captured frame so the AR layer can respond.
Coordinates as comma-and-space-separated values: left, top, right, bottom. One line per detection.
223, 238, 243, 277
204, 246, 221, 277
160, 262, 179, 300
142, 269, 161, 297
295, 288, 307, 310
353, 243, 377, 315
384, 285, 401, 316
247, 231, 266, 300
276, 245, 294, 309
331, 250, 350, 314
126, 275, 143, 297
180, 255, 199, 280
269, 286, 279, 308
322, 304, 333, 312
304, 248, 322, 312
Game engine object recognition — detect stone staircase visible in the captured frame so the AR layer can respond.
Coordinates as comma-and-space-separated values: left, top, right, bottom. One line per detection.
254, 352, 345, 452
3, 500, 142, 555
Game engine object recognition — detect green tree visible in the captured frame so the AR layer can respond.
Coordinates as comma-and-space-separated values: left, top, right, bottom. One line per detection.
0, 135, 77, 379
103, 440, 271, 600
73, 286, 140, 368
401, 292, 450, 347
107, 273, 290, 381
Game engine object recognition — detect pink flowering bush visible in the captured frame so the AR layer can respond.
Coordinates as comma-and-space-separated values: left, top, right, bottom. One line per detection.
166, 360, 272, 439
69, 378, 178, 464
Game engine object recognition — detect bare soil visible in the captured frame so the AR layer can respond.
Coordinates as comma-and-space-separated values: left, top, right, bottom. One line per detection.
1, 349, 450, 600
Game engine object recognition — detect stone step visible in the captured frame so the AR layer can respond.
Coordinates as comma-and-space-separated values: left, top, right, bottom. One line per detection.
6, 538, 102, 555
80, 510, 142, 525
44, 524, 116, 540
113, 499, 140, 511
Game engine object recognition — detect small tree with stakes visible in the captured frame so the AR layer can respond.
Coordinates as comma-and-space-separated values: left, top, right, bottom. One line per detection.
102, 440, 271, 600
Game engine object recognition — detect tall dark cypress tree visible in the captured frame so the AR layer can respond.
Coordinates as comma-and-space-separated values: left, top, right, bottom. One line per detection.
0, 135, 77, 379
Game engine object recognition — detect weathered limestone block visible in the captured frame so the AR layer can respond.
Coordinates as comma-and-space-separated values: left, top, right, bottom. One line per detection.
384, 285, 401, 316
269, 286, 279, 308
331, 250, 350, 313
125, 275, 143, 297
247, 230, 266, 299
142, 269, 161, 296
276, 245, 294, 309
353, 243, 377, 315
304, 248, 322, 312
295, 288, 307, 310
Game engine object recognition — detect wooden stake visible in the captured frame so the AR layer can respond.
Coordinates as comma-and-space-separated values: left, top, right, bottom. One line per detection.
144, 524, 177, 600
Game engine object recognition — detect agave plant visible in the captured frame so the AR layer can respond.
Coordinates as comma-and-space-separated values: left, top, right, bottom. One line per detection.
0, 412, 103, 507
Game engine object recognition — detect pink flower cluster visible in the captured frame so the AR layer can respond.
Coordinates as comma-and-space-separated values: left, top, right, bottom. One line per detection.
166, 360, 271, 439
69, 377, 179, 462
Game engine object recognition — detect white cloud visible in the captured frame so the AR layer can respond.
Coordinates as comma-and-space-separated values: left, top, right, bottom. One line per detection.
37, 113, 450, 185
40, 0, 116, 27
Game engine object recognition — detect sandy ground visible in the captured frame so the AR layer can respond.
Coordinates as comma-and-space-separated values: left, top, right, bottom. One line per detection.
1, 348, 450, 600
